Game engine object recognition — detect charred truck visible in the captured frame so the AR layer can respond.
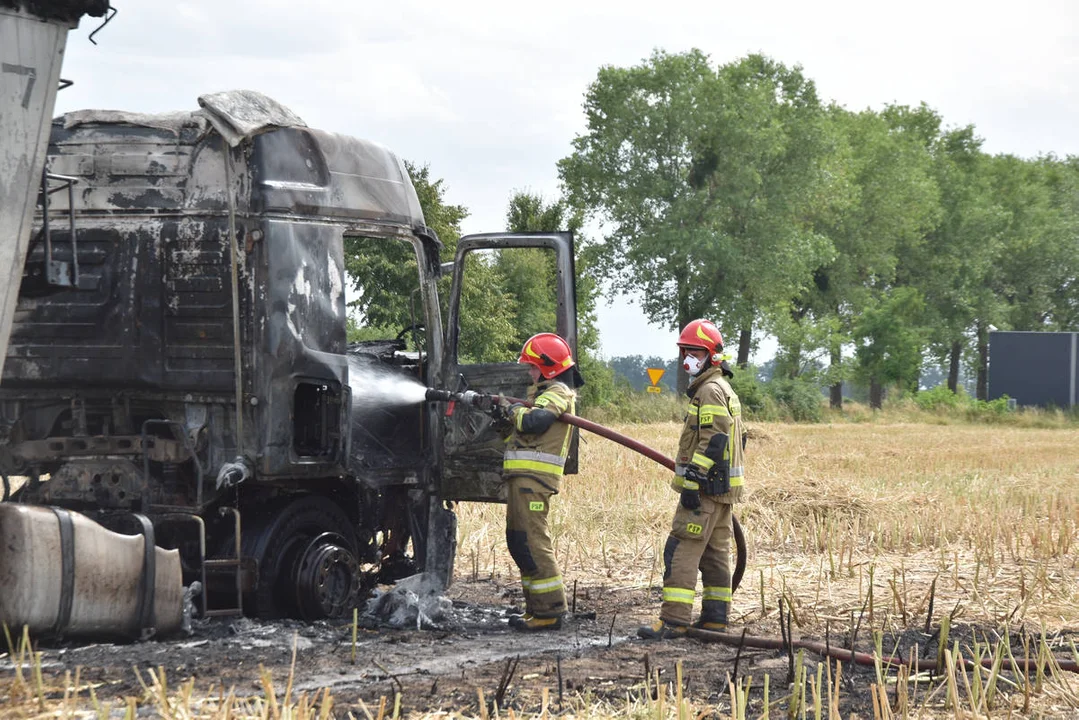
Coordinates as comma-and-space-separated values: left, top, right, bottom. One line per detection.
0, 89, 579, 635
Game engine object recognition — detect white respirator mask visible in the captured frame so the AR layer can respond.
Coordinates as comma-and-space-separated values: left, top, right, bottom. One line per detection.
682, 354, 705, 376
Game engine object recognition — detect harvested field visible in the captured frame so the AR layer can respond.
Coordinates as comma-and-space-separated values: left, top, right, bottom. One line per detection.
2, 419, 1078, 718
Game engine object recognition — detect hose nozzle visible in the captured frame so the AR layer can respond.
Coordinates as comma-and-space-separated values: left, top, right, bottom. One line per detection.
425, 388, 455, 403
424, 387, 493, 410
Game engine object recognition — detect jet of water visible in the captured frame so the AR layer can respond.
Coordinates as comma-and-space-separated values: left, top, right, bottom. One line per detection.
347, 355, 428, 410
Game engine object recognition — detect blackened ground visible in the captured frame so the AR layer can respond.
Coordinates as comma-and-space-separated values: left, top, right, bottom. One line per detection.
6, 579, 1076, 718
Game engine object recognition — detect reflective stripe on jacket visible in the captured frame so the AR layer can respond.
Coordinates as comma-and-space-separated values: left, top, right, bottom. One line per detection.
504, 380, 576, 490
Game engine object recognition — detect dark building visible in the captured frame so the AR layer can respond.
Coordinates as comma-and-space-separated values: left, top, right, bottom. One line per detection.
989, 331, 1078, 408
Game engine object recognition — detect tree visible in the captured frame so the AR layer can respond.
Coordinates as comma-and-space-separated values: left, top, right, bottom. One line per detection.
915, 126, 1005, 393
795, 104, 942, 407
344, 162, 520, 362
345, 161, 469, 333
502, 190, 616, 405
560, 51, 839, 391
853, 287, 926, 408
607, 355, 675, 391
692, 54, 839, 368
559, 48, 715, 360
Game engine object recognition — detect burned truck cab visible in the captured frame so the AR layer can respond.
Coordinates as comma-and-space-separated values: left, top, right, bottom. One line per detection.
0, 90, 579, 625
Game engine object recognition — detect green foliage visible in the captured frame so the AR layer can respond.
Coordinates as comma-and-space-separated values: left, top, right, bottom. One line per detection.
912, 384, 965, 411
590, 359, 825, 424
343, 234, 420, 331
580, 386, 684, 425
908, 385, 1017, 422
499, 189, 615, 406
606, 355, 677, 391
344, 161, 469, 341
853, 287, 926, 393
488, 247, 557, 351
760, 377, 825, 423
345, 318, 401, 344
408, 162, 469, 253
725, 365, 766, 415
454, 255, 520, 363
576, 351, 618, 408
967, 395, 1013, 421
349, 59, 1079, 416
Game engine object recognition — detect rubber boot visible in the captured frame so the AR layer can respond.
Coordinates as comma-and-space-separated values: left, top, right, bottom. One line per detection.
636, 619, 688, 640
509, 614, 563, 632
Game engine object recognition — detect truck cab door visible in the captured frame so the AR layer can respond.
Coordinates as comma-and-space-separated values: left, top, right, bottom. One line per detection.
440, 232, 578, 501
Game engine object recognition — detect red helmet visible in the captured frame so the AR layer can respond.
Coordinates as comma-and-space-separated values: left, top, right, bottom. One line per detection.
518, 333, 575, 380
677, 319, 724, 363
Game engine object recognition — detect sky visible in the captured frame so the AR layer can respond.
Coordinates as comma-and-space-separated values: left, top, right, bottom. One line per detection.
54, 0, 1079, 360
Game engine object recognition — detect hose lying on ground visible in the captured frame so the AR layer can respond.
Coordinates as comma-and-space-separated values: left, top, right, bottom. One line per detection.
686, 626, 1079, 675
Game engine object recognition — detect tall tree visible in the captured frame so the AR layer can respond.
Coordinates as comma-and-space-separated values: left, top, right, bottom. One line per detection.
691, 54, 838, 368
503, 191, 616, 405
344, 162, 519, 362
915, 126, 1005, 392
559, 48, 715, 363
793, 104, 941, 406
853, 287, 926, 408
560, 50, 837, 390
344, 161, 468, 334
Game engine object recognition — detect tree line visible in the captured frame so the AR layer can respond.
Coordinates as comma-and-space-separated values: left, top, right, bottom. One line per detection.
561, 50, 1078, 407
346, 50, 1079, 410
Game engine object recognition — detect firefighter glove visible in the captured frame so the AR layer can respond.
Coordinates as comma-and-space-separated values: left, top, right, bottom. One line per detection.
680, 487, 701, 510
488, 394, 515, 420
680, 465, 705, 509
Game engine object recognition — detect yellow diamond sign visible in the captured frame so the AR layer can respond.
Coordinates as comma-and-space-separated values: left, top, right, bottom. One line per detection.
646, 368, 665, 386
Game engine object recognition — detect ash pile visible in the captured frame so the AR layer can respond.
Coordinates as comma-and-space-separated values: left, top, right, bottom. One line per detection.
363, 573, 509, 631
364, 573, 455, 630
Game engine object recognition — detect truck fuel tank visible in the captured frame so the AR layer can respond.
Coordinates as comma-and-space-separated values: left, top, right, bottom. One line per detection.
0, 504, 183, 639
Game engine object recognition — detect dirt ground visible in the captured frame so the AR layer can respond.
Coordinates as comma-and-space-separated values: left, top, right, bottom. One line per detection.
8, 576, 1077, 718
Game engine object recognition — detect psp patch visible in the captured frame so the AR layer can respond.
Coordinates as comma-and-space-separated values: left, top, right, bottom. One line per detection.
529, 501, 545, 512
686, 522, 703, 535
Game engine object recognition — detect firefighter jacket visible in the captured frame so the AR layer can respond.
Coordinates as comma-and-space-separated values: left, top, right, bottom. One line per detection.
671, 364, 745, 503
503, 380, 576, 493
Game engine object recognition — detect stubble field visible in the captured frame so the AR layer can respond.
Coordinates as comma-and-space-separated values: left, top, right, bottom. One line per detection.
3, 415, 1078, 718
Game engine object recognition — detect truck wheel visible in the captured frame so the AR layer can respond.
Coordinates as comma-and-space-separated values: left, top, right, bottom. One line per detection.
244, 496, 361, 620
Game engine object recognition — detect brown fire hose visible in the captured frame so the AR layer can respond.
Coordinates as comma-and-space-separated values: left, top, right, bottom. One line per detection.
498, 395, 747, 594
687, 626, 1079, 674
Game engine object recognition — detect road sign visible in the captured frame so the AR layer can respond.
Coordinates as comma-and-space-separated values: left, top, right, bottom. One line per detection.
646, 385, 662, 394
646, 368, 665, 386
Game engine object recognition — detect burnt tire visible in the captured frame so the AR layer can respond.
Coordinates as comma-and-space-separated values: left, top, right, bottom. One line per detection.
243, 495, 360, 620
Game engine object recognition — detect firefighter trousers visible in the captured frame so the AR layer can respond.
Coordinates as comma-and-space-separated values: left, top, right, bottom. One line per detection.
660, 494, 732, 626
505, 475, 566, 617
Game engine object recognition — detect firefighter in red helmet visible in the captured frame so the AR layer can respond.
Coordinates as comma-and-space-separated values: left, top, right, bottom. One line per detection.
639, 319, 746, 639
495, 332, 583, 631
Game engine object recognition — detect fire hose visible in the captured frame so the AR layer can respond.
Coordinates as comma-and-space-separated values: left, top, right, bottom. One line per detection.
426, 388, 746, 593
688, 626, 1079, 674
426, 388, 1079, 677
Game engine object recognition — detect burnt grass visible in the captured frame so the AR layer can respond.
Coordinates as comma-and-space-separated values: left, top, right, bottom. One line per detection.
9, 579, 1079, 717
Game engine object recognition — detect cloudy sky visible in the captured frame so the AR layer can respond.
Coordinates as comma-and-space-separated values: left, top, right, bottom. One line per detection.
56, 0, 1079, 359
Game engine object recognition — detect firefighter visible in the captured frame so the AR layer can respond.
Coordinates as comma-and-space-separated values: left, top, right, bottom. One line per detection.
638, 319, 745, 639
494, 332, 583, 632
